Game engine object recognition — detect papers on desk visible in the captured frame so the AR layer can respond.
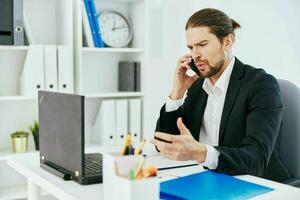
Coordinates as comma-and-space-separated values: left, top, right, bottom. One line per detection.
160, 171, 274, 200
145, 155, 199, 171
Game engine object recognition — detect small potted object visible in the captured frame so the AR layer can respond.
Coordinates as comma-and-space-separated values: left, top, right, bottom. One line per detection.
29, 121, 39, 150
11, 131, 29, 153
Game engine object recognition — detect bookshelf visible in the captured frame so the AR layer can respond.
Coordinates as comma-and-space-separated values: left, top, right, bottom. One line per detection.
0, 0, 73, 199
0, 0, 146, 198
74, 0, 146, 147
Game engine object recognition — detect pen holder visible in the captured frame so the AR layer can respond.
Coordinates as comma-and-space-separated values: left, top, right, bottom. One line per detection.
103, 152, 159, 200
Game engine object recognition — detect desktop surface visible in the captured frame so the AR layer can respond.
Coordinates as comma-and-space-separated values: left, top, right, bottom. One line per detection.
7, 149, 300, 200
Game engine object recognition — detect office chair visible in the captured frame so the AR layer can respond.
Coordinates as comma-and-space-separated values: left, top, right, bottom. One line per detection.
277, 79, 300, 188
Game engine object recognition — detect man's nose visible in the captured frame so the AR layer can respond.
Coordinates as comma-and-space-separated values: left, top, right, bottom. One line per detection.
192, 48, 202, 60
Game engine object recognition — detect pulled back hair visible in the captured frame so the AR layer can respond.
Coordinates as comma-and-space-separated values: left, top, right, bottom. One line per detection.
185, 8, 241, 43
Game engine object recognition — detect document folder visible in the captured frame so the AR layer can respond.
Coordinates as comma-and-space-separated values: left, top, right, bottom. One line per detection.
0, 0, 13, 45
160, 171, 273, 200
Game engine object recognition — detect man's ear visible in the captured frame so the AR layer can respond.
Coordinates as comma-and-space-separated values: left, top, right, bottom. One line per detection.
223, 34, 234, 49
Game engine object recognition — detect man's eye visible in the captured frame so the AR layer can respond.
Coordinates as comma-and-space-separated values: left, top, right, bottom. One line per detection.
200, 43, 207, 47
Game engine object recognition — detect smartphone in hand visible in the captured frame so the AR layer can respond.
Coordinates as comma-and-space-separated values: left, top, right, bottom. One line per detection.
189, 59, 201, 76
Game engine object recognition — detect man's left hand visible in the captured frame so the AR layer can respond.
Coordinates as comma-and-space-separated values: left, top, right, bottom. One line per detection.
151, 118, 207, 163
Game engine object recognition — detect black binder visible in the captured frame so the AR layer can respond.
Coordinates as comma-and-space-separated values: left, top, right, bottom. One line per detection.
0, 0, 13, 45
0, 0, 24, 45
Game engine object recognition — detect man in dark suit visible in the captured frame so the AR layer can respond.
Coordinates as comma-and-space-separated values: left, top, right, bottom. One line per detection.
151, 8, 292, 182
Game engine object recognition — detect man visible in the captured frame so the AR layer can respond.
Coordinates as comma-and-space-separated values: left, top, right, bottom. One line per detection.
152, 8, 292, 182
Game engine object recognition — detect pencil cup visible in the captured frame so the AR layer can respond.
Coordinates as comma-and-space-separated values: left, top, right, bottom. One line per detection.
103, 152, 159, 200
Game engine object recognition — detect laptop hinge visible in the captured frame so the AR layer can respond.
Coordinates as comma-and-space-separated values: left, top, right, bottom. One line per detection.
40, 160, 73, 180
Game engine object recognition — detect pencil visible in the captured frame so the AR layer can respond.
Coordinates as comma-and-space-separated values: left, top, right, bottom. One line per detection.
120, 132, 132, 155
134, 139, 146, 155
134, 155, 146, 179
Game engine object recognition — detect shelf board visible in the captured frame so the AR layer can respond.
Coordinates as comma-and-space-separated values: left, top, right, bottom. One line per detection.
97, 0, 144, 2
0, 149, 37, 161
82, 47, 144, 53
84, 92, 144, 98
0, 149, 14, 161
0, 45, 29, 51
0, 96, 37, 101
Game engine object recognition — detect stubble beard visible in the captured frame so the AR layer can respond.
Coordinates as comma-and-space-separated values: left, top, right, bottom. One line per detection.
199, 51, 225, 78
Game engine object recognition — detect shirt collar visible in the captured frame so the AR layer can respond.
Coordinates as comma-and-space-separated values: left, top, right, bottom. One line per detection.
202, 56, 235, 95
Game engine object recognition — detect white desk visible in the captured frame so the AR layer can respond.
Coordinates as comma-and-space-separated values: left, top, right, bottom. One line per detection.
7, 151, 300, 200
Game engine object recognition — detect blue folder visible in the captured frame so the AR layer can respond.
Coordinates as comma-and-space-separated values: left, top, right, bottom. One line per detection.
84, 0, 104, 47
160, 171, 273, 200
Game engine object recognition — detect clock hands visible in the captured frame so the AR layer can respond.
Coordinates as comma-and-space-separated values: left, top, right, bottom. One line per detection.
112, 26, 128, 31
112, 16, 116, 30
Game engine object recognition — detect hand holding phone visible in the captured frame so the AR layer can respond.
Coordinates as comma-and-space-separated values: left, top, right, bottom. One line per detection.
189, 58, 201, 76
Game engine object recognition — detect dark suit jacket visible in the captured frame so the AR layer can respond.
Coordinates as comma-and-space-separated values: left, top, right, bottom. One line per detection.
156, 57, 292, 182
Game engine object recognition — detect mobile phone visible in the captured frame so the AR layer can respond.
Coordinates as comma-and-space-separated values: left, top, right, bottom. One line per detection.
189, 59, 201, 76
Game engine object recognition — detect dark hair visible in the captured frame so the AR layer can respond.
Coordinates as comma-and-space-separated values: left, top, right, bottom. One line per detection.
185, 8, 241, 43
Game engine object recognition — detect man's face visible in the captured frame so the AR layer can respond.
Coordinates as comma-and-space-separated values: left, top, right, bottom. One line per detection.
186, 26, 226, 78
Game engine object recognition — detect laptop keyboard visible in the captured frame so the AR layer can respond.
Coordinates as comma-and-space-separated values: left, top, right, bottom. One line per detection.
85, 154, 102, 175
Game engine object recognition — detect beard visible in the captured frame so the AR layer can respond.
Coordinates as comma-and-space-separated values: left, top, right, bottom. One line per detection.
197, 51, 225, 78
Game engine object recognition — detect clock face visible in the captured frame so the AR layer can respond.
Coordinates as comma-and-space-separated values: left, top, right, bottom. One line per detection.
98, 11, 133, 47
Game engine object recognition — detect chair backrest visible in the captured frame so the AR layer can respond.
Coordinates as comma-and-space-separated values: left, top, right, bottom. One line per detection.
277, 79, 300, 178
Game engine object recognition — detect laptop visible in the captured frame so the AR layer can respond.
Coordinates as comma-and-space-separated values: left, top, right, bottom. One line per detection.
38, 91, 103, 185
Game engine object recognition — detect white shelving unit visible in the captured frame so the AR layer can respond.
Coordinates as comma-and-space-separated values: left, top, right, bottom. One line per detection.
74, 0, 146, 147
1, 0, 147, 198
0, 0, 73, 199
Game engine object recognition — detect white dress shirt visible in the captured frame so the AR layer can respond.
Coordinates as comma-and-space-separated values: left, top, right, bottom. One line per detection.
165, 57, 235, 169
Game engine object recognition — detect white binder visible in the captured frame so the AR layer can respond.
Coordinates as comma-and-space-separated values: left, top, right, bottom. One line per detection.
44, 45, 58, 92
20, 45, 45, 97
129, 99, 142, 145
57, 45, 73, 93
116, 99, 129, 145
92, 100, 116, 147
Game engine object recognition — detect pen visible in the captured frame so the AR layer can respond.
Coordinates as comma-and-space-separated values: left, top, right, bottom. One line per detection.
114, 161, 120, 176
134, 139, 146, 155
120, 132, 132, 155
134, 155, 146, 179
128, 169, 135, 180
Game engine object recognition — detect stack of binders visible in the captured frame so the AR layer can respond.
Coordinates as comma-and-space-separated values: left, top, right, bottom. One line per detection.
82, 0, 104, 47
91, 98, 142, 147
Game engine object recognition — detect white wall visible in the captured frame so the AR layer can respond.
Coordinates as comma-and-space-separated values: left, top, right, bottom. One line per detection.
143, 0, 300, 137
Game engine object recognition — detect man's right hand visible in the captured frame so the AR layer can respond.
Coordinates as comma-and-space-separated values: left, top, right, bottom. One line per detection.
170, 54, 199, 100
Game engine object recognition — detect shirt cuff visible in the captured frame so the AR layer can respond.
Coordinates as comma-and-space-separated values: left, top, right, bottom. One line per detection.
201, 144, 220, 170
165, 96, 183, 112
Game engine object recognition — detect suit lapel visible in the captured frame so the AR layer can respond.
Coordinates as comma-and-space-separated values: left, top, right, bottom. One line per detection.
219, 58, 245, 144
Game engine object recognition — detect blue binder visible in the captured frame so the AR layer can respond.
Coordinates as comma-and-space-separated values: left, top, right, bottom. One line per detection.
160, 171, 273, 200
83, 0, 104, 47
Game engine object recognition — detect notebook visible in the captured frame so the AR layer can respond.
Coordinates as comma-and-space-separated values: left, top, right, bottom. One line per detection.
160, 171, 273, 200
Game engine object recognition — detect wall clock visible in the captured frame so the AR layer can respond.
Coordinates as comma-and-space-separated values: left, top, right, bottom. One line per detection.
98, 10, 133, 47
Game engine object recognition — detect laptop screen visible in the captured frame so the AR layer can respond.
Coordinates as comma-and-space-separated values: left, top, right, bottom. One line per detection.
38, 91, 84, 177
